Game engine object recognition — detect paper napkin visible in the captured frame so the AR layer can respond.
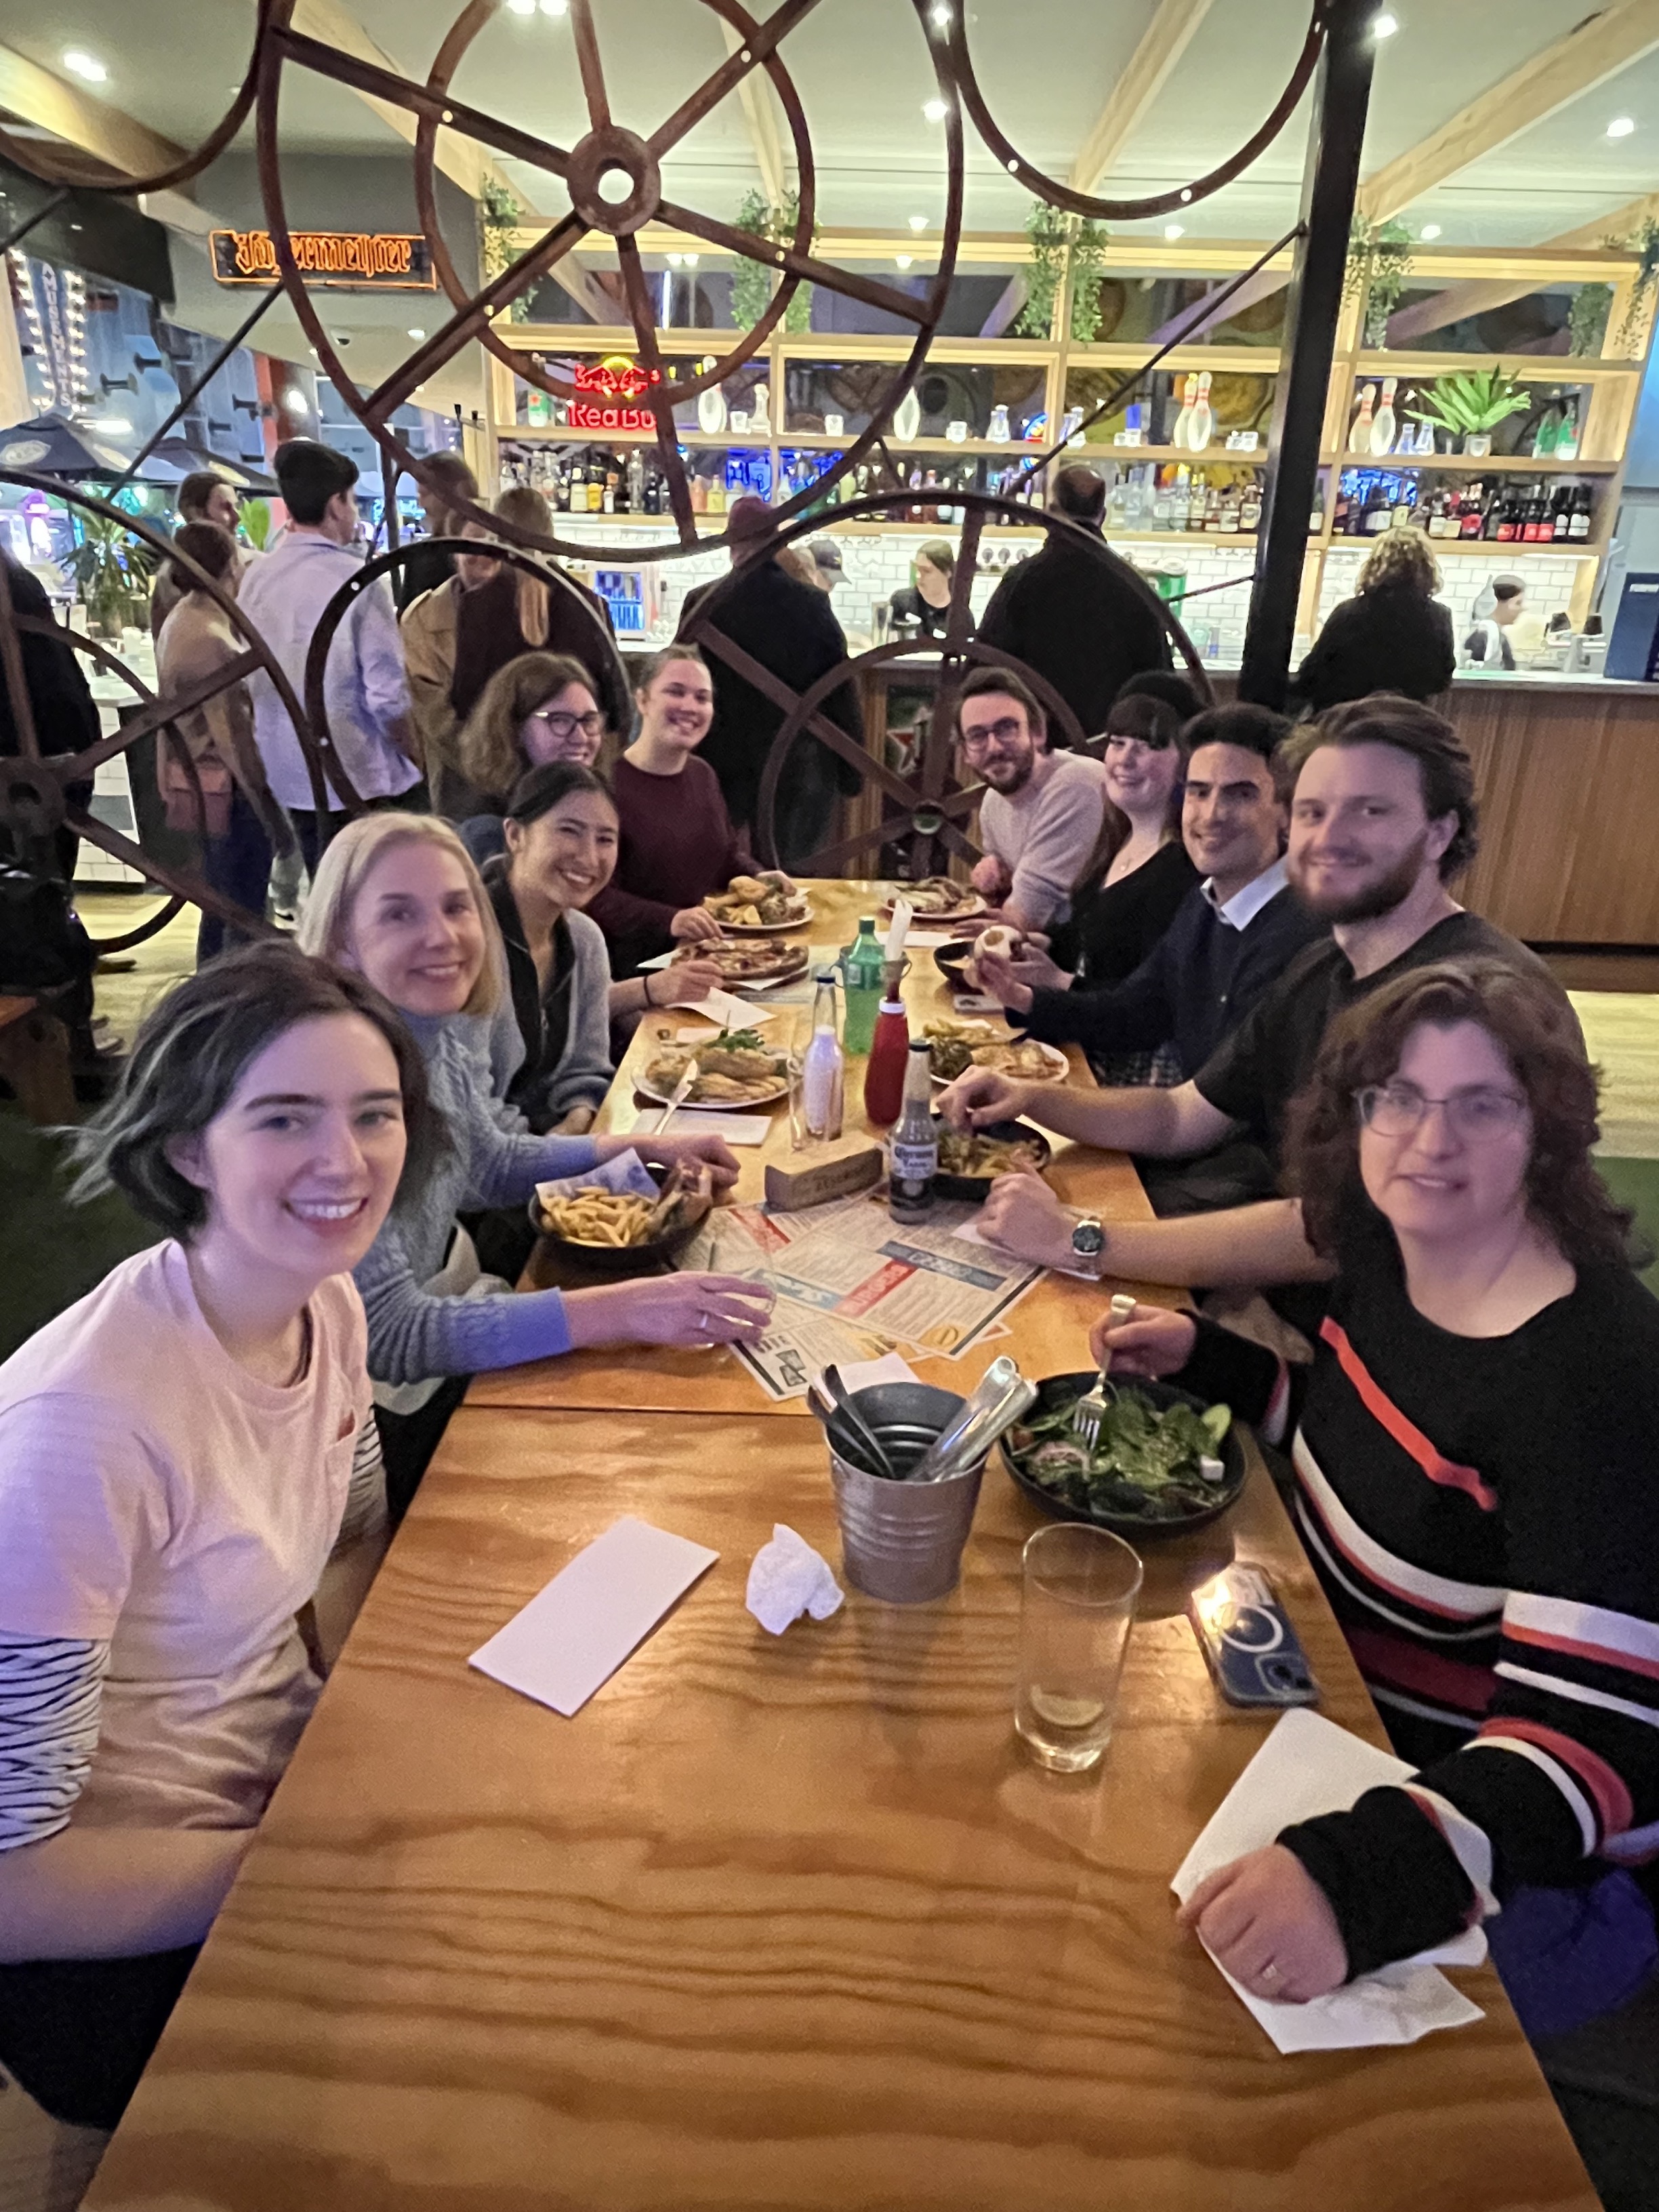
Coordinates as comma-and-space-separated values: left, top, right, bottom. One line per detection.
1171, 1707, 1486, 2053
665, 987, 775, 1029
631, 1108, 773, 1144
745, 1523, 844, 1635
469, 1516, 718, 1717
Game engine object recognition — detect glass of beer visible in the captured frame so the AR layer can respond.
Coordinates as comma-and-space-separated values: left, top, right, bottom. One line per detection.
1015, 1524, 1143, 1771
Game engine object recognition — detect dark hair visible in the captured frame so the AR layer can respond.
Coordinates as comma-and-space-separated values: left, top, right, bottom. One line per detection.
958, 663, 1046, 740
1111, 668, 1200, 721
1051, 465, 1107, 525
458, 651, 600, 798
178, 470, 232, 521
274, 438, 359, 525
1093, 693, 1191, 861
1105, 693, 1185, 751
1492, 575, 1525, 603
68, 941, 447, 1240
1288, 958, 1630, 1268
506, 758, 617, 825
1277, 693, 1479, 879
419, 449, 476, 508
1184, 701, 1290, 765
168, 520, 236, 592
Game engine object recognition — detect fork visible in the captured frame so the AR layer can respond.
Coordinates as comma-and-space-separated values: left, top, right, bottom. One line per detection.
1071, 1294, 1136, 1449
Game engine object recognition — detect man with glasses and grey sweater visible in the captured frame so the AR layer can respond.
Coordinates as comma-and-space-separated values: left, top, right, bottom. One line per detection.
962, 668, 1107, 933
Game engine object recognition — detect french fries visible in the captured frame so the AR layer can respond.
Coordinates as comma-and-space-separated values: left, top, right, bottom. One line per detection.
535, 1188, 659, 1248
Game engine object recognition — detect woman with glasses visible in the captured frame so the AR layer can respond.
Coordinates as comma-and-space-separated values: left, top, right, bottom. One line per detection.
588, 644, 792, 979
1091, 958, 1659, 2057
455, 651, 608, 866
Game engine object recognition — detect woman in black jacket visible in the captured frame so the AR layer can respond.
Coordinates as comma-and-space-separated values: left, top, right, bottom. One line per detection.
1290, 527, 1455, 714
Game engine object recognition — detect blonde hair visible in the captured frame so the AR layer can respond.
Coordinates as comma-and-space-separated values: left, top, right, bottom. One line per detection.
296, 813, 507, 1019
458, 650, 598, 801
1357, 525, 1441, 597
495, 485, 553, 649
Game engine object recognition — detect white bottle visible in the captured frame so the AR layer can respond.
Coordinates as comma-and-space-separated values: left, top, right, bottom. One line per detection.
1370, 375, 1397, 458
801, 971, 844, 1141
1187, 370, 1213, 453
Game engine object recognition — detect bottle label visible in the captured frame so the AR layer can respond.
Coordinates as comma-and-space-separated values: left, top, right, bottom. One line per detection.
891, 1138, 938, 1184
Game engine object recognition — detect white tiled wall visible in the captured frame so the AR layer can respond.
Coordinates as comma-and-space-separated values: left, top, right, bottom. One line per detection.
1316, 544, 1595, 631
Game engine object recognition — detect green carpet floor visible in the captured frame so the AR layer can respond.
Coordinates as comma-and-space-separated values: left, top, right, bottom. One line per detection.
0, 1105, 154, 1362
1595, 1155, 1659, 1294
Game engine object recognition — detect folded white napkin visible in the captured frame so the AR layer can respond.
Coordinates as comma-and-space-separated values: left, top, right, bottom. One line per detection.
666, 988, 775, 1029
1171, 1707, 1485, 2053
745, 1523, 844, 1635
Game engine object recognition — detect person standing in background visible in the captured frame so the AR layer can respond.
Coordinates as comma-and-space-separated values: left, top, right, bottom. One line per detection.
1464, 574, 1525, 672
399, 521, 506, 822
804, 539, 844, 599
975, 465, 1171, 742
1289, 528, 1454, 714
394, 450, 478, 614
680, 497, 863, 868
148, 473, 250, 642
960, 668, 1107, 935
888, 538, 960, 640
237, 440, 420, 876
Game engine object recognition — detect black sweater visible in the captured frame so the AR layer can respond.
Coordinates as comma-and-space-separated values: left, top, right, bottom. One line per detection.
1289, 584, 1456, 715
975, 529, 1172, 744
1048, 838, 1198, 986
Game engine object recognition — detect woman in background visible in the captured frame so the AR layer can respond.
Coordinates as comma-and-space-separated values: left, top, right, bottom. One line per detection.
888, 538, 960, 640
1290, 527, 1455, 713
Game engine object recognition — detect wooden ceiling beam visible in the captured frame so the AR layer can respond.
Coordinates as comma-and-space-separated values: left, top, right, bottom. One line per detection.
1067, 0, 1214, 196
718, 18, 786, 206
0, 41, 185, 183
1357, 0, 1659, 225
1386, 191, 1659, 344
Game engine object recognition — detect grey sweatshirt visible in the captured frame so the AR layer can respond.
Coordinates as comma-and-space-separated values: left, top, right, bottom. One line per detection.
978, 750, 1109, 930
353, 1010, 601, 1384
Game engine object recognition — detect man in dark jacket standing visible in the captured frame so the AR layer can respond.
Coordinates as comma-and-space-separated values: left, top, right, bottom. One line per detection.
975, 465, 1171, 743
681, 499, 863, 867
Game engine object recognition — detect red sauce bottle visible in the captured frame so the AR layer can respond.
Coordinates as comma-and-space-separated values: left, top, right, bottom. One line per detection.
862, 1000, 910, 1126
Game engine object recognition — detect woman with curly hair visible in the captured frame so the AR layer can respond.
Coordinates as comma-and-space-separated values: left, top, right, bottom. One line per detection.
1092, 958, 1659, 2052
454, 650, 609, 866
1290, 525, 1455, 714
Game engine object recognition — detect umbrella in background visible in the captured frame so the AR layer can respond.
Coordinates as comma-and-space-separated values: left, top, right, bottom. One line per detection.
0, 413, 130, 478
144, 438, 276, 495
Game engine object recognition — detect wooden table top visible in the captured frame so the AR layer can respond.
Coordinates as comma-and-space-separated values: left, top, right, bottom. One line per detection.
85, 1406, 1592, 2212
469, 878, 1176, 1418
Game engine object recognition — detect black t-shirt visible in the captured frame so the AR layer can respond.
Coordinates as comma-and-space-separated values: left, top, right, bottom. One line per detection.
1193, 910, 1551, 1156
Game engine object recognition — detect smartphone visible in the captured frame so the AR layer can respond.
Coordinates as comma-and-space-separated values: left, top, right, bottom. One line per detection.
1189, 1565, 1319, 1708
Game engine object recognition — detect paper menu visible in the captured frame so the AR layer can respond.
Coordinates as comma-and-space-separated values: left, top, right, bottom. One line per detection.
1171, 1708, 1486, 2053
469, 1516, 718, 1717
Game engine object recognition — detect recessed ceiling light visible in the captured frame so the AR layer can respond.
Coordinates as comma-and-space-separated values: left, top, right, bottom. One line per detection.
1607, 115, 1637, 138
667, 252, 682, 267
922, 97, 948, 122
1418, 222, 1441, 240
507, 0, 535, 12
909, 214, 928, 232
1372, 11, 1399, 36
285, 390, 309, 415
895, 254, 914, 268
407, 327, 426, 339
62, 50, 107, 83
1164, 223, 1184, 240
930, 3, 951, 26
540, 0, 568, 14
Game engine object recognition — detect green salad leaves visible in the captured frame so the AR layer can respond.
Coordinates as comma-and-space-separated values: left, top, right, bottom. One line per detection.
1008, 1388, 1233, 1523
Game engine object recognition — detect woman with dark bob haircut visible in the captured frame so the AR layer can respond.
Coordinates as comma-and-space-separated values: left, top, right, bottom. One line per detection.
1088, 958, 1659, 2059
0, 941, 443, 2136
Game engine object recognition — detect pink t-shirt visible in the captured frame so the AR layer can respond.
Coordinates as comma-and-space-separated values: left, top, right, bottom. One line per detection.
0, 1242, 371, 1830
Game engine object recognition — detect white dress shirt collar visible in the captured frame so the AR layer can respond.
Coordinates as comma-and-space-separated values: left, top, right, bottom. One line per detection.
1202, 855, 1288, 931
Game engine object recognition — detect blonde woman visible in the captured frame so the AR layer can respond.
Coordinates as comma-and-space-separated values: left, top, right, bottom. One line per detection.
1290, 525, 1454, 714
449, 485, 629, 733
297, 813, 773, 1513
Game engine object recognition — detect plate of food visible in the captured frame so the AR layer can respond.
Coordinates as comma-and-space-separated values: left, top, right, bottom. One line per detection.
672, 937, 808, 988
705, 874, 814, 935
529, 1164, 713, 1277
933, 1119, 1052, 1202
878, 876, 985, 924
637, 1027, 794, 1111
924, 1019, 1069, 1086
1001, 1373, 1246, 1539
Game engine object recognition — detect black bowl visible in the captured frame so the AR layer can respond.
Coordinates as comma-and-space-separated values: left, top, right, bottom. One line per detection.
528, 1166, 710, 1279
932, 1119, 1052, 1202
1000, 1372, 1248, 1540
933, 939, 977, 991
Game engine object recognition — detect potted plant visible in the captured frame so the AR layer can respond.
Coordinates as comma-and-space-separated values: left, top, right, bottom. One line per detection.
1406, 367, 1530, 457
68, 510, 157, 638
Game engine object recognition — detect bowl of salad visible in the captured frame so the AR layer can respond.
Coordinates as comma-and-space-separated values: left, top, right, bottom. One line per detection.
1000, 1372, 1246, 1538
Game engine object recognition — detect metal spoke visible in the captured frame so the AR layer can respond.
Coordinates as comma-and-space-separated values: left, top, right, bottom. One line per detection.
649, 0, 823, 161
569, 0, 612, 129
615, 236, 698, 545
920, 508, 985, 801
697, 623, 921, 815
54, 649, 264, 784
63, 808, 279, 941
657, 199, 929, 325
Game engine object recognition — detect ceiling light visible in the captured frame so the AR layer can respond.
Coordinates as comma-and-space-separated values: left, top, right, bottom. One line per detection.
1607, 115, 1637, 138
1418, 222, 1441, 240
507, 0, 535, 12
1372, 11, 1398, 36
909, 214, 928, 232
667, 252, 682, 266
895, 254, 914, 268
285, 390, 309, 415
930, 3, 951, 26
540, 0, 569, 14
407, 327, 426, 339
922, 97, 949, 122
62, 49, 107, 82
1164, 223, 1184, 240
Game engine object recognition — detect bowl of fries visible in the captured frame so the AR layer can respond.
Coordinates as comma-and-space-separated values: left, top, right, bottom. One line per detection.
529, 1163, 714, 1277
933, 1119, 1053, 1202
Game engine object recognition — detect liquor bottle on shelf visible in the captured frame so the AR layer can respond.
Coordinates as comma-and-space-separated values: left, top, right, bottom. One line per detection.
1570, 483, 1593, 539
1242, 472, 1263, 533
1459, 483, 1486, 540
1371, 375, 1398, 457
626, 448, 644, 514
1391, 474, 1414, 529
1482, 489, 1505, 541
1532, 391, 1561, 458
1555, 395, 1582, 461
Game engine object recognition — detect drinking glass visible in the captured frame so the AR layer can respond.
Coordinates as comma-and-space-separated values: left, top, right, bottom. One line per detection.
1015, 1524, 1143, 1771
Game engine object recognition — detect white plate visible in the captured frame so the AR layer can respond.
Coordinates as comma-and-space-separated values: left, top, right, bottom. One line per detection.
674, 944, 811, 987
710, 900, 815, 938
930, 1039, 1070, 1087
635, 1070, 793, 1113
878, 889, 985, 924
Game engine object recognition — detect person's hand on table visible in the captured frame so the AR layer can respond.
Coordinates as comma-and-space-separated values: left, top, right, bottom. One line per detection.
565, 1272, 775, 1351
650, 953, 725, 1006
1178, 1845, 1349, 2003
976, 1170, 1080, 1270
935, 1067, 1030, 1130
970, 853, 1010, 901
1088, 1299, 1195, 1376
670, 905, 724, 944
634, 1130, 743, 1191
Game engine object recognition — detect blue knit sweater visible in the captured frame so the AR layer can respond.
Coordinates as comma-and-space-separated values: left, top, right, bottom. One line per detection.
353, 1010, 601, 1384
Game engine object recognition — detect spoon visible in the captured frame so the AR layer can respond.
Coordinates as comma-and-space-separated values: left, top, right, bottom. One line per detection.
819, 1364, 899, 1481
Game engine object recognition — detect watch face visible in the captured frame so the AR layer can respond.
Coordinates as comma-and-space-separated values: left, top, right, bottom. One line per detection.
1071, 1221, 1105, 1258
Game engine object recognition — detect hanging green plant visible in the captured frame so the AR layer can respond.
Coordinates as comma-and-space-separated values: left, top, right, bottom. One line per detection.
1343, 216, 1414, 346
1569, 283, 1614, 357
1614, 216, 1659, 351
1068, 219, 1109, 344
479, 178, 531, 323
729, 189, 816, 332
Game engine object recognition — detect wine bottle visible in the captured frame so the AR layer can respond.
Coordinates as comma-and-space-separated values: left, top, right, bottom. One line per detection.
1555, 395, 1581, 462
1570, 484, 1593, 539
1533, 390, 1561, 459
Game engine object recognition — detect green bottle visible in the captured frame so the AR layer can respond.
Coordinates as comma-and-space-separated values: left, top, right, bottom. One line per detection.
840, 916, 886, 1056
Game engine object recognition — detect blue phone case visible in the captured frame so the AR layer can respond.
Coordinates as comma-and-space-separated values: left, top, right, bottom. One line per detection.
1189, 1565, 1319, 1707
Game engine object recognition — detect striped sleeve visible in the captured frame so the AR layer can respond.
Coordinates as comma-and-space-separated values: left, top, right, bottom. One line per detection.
332, 1406, 386, 1552
0, 1634, 108, 1851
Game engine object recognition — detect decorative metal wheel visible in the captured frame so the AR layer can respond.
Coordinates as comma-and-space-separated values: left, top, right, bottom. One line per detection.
676, 487, 1213, 875
254, 0, 964, 567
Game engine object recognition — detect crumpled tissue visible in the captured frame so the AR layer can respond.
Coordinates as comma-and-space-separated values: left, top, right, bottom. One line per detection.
745, 1523, 844, 1635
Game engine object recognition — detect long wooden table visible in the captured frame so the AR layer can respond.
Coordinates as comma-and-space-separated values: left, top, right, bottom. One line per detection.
83, 1407, 1593, 2211
468, 878, 1172, 1418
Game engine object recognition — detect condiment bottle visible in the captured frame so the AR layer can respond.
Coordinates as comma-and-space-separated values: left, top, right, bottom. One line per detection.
863, 999, 910, 1127
888, 1040, 939, 1223
800, 970, 844, 1140
840, 917, 885, 1057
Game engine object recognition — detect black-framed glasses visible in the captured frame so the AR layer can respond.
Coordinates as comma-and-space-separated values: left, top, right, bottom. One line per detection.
960, 717, 1027, 754
528, 709, 605, 741
1354, 1082, 1528, 1143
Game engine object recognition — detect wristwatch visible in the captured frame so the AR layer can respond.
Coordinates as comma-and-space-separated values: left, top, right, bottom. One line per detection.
1069, 1215, 1106, 1277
